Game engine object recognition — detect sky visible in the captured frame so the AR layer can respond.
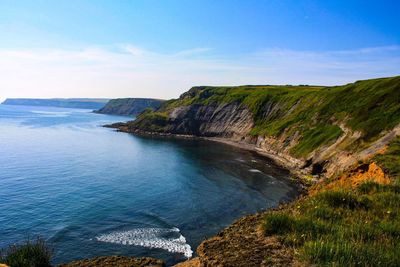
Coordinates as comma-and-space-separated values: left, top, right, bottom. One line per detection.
0, 0, 399, 101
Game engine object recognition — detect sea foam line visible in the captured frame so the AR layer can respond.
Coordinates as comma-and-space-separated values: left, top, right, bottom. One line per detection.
249, 169, 262, 173
96, 227, 193, 258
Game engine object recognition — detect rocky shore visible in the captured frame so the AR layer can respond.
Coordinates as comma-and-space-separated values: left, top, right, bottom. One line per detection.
95, 77, 400, 266
58, 256, 165, 267
104, 123, 308, 180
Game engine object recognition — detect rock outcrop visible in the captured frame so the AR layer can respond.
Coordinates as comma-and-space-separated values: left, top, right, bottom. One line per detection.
58, 256, 165, 267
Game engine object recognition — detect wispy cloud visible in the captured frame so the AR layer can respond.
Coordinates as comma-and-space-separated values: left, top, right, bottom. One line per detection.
0, 45, 399, 100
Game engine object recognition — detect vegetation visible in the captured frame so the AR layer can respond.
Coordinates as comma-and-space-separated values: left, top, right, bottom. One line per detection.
263, 135, 400, 267
374, 136, 400, 182
132, 76, 400, 157
95, 98, 165, 116
0, 237, 52, 267
263, 182, 400, 266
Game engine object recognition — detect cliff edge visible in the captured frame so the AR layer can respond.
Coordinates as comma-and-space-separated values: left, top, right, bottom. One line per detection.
108, 76, 400, 178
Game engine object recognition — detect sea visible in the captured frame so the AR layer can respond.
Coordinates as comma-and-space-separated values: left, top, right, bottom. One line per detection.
0, 104, 299, 265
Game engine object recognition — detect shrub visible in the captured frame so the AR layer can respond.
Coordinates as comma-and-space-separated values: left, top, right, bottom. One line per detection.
0, 237, 52, 267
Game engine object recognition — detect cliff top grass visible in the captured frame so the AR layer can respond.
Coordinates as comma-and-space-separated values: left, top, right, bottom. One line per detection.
374, 136, 400, 182
262, 137, 400, 266
134, 76, 400, 157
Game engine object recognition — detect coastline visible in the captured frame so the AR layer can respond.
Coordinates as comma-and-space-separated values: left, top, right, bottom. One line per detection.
101, 124, 313, 266
105, 124, 311, 188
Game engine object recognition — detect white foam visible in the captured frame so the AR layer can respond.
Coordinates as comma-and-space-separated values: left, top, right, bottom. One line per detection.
96, 227, 193, 258
249, 169, 262, 173
31, 110, 71, 117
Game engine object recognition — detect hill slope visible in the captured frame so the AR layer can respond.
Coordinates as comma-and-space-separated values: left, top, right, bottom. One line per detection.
94, 98, 165, 116
109, 76, 400, 177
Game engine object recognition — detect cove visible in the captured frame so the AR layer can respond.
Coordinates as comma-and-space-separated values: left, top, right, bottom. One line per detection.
0, 104, 299, 265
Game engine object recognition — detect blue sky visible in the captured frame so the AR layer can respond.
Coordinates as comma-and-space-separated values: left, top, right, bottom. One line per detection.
0, 0, 399, 100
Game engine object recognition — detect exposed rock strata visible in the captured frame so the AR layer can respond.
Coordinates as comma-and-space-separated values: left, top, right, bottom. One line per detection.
108, 98, 400, 180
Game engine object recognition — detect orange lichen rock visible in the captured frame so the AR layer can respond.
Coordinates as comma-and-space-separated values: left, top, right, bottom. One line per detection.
326, 162, 390, 191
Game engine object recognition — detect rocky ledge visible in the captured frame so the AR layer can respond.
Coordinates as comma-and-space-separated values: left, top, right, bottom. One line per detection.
58, 256, 165, 267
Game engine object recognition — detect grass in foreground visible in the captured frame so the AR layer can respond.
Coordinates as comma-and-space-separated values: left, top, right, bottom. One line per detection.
264, 137, 400, 266
0, 237, 52, 267
263, 182, 400, 266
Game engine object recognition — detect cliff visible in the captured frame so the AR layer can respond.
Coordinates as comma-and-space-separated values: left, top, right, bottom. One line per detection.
2, 98, 109, 110
109, 76, 400, 178
94, 98, 165, 116
103, 76, 400, 266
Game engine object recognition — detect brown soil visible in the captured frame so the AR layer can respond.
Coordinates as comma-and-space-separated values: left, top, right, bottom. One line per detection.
311, 162, 390, 194
192, 212, 302, 267
58, 256, 165, 267
173, 258, 201, 267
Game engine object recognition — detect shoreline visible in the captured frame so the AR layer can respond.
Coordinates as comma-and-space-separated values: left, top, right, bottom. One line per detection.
101, 125, 311, 266
105, 124, 311, 187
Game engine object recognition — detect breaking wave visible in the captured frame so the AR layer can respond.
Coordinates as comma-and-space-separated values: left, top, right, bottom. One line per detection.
96, 227, 193, 258
249, 169, 262, 173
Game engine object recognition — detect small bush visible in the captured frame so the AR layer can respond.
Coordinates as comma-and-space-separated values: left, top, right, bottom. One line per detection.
0, 237, 52, 267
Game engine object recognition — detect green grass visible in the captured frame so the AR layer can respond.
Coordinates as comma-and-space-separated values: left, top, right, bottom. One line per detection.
262, 182, 400, 266
131, 76, 400, 157
0, 237, 52, 267
290, 124, 343, 157
374, 136, 400, 182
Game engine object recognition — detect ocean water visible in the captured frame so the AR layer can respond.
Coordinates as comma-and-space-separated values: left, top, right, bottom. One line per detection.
0, 104, 299, 265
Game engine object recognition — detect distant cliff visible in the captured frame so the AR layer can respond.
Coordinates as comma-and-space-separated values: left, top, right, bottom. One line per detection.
94, 98, 165, 116
2, 98, 109, 110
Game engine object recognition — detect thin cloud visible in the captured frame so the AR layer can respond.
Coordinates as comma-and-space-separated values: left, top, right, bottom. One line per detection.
0, 45, 399, 101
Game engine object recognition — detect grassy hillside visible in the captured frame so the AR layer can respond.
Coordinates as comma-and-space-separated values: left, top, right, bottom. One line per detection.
133, 76, 400, 157
262, 136, 400, 266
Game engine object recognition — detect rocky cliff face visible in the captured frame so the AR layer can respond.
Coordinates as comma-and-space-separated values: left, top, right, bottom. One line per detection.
109, 76, 400, 178
95, 98, 164, 116
155, 102, 253, 137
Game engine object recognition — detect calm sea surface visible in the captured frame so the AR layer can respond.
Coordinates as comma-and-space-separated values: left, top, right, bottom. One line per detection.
0, 104, 299, 265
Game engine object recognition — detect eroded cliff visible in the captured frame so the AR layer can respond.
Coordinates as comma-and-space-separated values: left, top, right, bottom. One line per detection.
109, 76, 400, 178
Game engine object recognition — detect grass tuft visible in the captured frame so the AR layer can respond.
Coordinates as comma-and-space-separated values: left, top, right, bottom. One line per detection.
0, 237, 52, 267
